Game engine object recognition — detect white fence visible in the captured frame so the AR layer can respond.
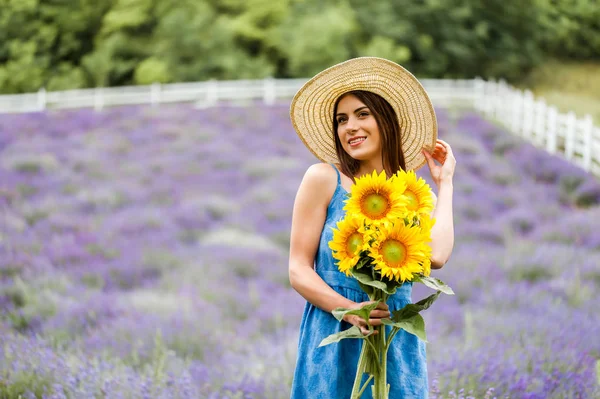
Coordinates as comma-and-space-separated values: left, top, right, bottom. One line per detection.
474, 78, 600, 176
0, 77, 598, 176
0, 78, 478, 113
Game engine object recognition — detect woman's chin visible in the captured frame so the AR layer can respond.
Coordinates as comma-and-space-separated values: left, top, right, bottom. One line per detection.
345, 148, 376, 161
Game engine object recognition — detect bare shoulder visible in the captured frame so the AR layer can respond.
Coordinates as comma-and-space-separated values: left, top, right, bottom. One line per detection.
297, 163, 338, 205
303, 163, 337, 184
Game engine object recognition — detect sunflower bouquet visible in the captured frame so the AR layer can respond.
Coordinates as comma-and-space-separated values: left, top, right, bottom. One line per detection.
319, 169, 454, 399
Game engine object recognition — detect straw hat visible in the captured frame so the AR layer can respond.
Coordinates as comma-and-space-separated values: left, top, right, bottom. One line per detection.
290, 57, 437, 171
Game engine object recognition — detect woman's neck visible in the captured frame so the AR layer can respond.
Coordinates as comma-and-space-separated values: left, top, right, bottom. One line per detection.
355, 158, 385, 178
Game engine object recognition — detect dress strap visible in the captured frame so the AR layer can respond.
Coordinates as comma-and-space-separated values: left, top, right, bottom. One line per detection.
329, 163, 341, 186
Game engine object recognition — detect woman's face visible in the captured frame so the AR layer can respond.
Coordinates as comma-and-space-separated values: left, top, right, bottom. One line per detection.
335, 94, 382, 161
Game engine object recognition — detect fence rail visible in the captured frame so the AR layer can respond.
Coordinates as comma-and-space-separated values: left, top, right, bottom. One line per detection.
0, 78, 598, 176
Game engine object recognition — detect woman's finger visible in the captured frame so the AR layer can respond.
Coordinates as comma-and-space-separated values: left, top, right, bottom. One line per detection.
361, 325, 377, 335
422, 149, 437, 170
437, 139, 454, 156
370, 310, 391, 319
369, 319, 384, 327
432, 152, 446, 164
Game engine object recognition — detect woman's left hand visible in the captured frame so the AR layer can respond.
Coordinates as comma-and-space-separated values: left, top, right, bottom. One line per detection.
422, 139, 456, 187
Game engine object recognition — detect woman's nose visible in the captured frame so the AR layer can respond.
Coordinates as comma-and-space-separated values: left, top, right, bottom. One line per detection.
345, 116, 358, 133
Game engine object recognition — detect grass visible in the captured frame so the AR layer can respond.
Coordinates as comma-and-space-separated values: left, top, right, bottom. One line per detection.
519, 59, 600, 125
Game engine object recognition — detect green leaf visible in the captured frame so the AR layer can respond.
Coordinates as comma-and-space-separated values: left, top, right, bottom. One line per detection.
357, 280, 374, 297
352, 267, 398, 295
413, 275, 455, 295
318, 326, 371, 347
355, 256, 370, 269
331, 301, 380, 322
391, 292, 440, 321
382, 314, 427, 342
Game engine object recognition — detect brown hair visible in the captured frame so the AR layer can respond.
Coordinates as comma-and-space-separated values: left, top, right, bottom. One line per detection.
332, 90, 406, 180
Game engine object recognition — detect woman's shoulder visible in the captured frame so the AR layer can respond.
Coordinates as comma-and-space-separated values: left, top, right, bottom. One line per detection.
303, 162, 338, 182
298, 163, 338, 200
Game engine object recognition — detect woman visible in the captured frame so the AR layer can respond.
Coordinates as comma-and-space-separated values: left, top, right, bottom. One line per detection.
288, 57, 456, 398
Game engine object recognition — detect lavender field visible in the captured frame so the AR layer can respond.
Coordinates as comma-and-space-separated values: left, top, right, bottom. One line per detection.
0, 102, 599, 399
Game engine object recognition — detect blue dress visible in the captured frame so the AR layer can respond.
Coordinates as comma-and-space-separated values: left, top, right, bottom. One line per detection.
290, 164, 428, 399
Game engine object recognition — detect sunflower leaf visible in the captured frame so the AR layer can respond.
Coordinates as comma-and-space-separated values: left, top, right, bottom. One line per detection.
357, 280, 375, 297
355, 256, 372, 270
331, 301, 380, 322
392, 292, 440, 321
413, 275, 455, 295
351, 267, 398, 295
318, 326, 372, 347
382, 313, 427, 342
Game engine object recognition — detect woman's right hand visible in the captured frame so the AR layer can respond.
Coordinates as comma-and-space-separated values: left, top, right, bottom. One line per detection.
342, 301, 391, 335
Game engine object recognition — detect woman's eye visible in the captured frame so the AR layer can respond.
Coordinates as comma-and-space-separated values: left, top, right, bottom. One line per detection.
337, 117, 347, 123
359, 112, 369, 117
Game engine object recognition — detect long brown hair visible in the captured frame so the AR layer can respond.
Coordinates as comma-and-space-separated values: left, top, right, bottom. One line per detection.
332, 90, 406, 180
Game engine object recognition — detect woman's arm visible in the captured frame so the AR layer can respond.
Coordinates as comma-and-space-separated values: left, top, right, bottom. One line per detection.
423, 139, 456, 269
289, 163, 389, 333
289, 164, 356, 311
430, 181, 454, 268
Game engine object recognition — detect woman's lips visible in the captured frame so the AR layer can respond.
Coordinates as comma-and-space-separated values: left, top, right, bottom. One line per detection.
348, 137, 366, 147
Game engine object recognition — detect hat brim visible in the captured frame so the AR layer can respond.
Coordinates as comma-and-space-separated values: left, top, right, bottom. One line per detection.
290, 57, 437, 171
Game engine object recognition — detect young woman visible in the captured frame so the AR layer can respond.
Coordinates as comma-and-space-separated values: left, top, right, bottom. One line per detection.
288, 58, 456, 398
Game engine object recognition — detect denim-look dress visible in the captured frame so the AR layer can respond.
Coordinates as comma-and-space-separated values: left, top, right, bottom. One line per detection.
290, 164, 428, 399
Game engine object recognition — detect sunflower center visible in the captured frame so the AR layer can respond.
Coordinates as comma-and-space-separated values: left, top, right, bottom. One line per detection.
346, 232, 363, 257
380, 239, 407, 267
404, 191, 419, 211
361, 192, 390, 219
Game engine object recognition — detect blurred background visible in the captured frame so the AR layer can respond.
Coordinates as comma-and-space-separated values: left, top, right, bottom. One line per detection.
0, 0, 599, 121
0, 1, 599, 398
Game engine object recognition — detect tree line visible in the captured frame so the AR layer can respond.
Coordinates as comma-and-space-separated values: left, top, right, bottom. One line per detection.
0, 0, 597, 94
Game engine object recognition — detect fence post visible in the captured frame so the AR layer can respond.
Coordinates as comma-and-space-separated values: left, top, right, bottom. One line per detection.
546, 106, 558, 154
487, 79, 498, 119
495, 79, 508, 122
594, 126, 600, 175
533, 99, 547, 147
473, 77, 485, 112
151, 83, 161, 106
564, 111, 576, 160
37, 88, 46, 111
94, 87, 104, 111
521, 90, 534, 140
207, 80, 218, 107
263, 77, 276, 105
510, 89, 523, 136
581, 114, 594, 171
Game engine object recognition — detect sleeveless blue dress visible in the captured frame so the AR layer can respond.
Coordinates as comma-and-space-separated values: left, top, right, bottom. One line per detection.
290, 164, 428, 399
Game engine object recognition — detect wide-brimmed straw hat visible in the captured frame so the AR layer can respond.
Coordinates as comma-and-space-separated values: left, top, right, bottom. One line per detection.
290, 57, 437, 171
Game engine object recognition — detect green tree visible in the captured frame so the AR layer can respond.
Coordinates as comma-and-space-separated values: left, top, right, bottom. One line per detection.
0, 0, 112, 93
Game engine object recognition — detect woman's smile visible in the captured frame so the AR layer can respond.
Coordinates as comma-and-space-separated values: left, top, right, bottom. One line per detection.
348, 136, 367, 147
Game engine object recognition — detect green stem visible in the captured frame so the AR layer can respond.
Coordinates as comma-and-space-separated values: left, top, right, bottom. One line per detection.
350, 339, 369, 399
371, 324, 388, 398
386, 327, 400, 351
358, 375, 374, 397
371, 290, 389, 399
380, 324, 388, 399
365, 335, 379, 364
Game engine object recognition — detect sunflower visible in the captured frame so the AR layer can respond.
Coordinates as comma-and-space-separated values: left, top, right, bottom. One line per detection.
418, 213, 436, 236
328, 216, 370, 276
369, 221, 431, 283
344, 170, 408, 225
392, 170, 434, 220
